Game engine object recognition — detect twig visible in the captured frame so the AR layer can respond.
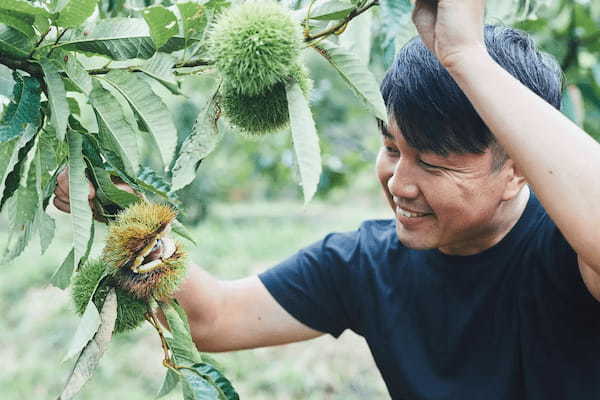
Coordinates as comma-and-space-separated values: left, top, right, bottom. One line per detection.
145, 301, 173, 367
304, 0, 379, 43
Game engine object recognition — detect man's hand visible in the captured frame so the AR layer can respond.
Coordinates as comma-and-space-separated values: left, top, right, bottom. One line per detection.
52, 167, 137, 219
412, 0, 486, 68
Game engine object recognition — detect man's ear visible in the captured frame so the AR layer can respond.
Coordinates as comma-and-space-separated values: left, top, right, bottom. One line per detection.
501, 159, 527, 201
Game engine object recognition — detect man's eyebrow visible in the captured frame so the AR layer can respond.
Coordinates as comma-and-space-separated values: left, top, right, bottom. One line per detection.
377, 121, 393, 139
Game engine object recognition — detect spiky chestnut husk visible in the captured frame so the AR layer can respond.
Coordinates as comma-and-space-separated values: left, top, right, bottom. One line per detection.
71, 259, 147, 334
209, 0, 303, 96
101, 202, 187, 300
221, 64, 312, 136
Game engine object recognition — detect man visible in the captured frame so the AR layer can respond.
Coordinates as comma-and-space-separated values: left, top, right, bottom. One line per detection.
54, 0, 600, 398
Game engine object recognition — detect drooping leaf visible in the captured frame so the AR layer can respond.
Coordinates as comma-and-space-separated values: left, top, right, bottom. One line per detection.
64, 54, 93, 94
170, 94, 223, 192
159, 301, 202, 365
310, 0, 355, 21
314, 40, 387, 121
184, 363, 239, 400
58, 289, 117, 400
50, 247, 75, 289
101, 70, 177, 170
62, 299, 101, 363
0, 72, 41, 143
0, 24, 34, 58
0, 123, 37, 210
286, 81, 321, 204
180, 366, 221, 400
138, 52, 179, 94
156, 368, 181, 399
34, 142, 55, 254
0, 0, 51, 17
171, 219, 197, 246
40, 59, 70, 141
0, 9, 35, 38
89, 79, 139, 176
136, 165, 179, 205
55, 0, 99, 28
92, 166, 140, 208
67, 130, 93, 268
0, 64, 14, 97
143, 5, 178, 49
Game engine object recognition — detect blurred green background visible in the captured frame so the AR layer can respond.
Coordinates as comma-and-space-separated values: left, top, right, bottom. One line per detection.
1, 0, 599, 398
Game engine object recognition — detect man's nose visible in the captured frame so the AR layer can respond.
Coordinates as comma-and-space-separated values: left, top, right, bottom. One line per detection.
387, 161, 419, 200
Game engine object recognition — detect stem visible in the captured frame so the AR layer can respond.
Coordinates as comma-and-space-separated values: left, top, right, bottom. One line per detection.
47, 28, 69, 58
304, 0, 379, 43
145, 300, 172, 366
87, 58, 212, 75
29, 27, 52, 58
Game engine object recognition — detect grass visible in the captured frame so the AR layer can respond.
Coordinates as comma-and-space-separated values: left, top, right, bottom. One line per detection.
0, 175, 392, 399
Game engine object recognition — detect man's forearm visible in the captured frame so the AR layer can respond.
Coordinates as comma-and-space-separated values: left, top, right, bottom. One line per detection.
446, 49, 600, 269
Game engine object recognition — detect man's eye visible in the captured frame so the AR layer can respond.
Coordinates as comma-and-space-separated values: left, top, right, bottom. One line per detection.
418, 159, 441, 169
385, 146, 399, 154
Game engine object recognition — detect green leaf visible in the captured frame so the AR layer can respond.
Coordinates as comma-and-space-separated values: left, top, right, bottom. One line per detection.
101, 70, 177, 170
0, 24, 34, 58
89, 79, 139, 176
92, 166, 140, 208
310, 0, 355, 20
0, 123, 37, 210
177, 2, 207, 42
156, 368, 181, 399
58, 289, 116, 400
186, 363, 239, 400
136, 165, 179, 205
286, 81, 321, 204
143, 6, 178, 49
138, 52, 179, 94
0, 9, 35, 38
64, 54, 93, 94
171, 219, 197, 246
34, 142, 55, 254
62, 299, 101, 363
379, 0, 412, 47
0, 73, 41, 143
67, 130, 93, 268
180, 366, 221, 400
57, 18, 157, 60
314, 41, 387, 121
40, 59, 70, 141
159, 301, 202, 365
0, 64, 14, 97
50, 248, 75, 289
0, 0, 51, 17
55, 0, 99, 28
170, 95, 223, 192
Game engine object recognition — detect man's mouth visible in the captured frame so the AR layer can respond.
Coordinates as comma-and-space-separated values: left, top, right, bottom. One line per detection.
396, 206, 433, 218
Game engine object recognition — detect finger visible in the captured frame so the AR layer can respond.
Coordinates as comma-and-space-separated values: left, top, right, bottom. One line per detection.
56, 166, 69, 189
54, 181, 69, 200
53, 196, 71, 213
88, 181, 96, 200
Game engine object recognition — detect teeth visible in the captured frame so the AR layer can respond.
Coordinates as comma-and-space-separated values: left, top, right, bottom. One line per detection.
397, 207, 428, 218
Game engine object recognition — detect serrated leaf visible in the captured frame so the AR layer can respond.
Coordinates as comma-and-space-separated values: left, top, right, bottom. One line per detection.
0, 123, 37, 211
64, 54, 93, 94
0, 73, 41, 143
138, 52, 179, 94
58, 289, 116, 400
102, 70, 177, 170
0, 0, 50, 17
143, 6, 178, 49
51, 247, 75, 289
67, 130, 93, 268
310, 0, 354, 20
40, 59, 69, 141
92, 166, 140, 208
136, 165, 179, 205
170, 95, 222, 192
0, 9, 35, 38
156, 368, 181, 399
89, 79, 139, 176
160, 301, 202, 365
35, 142, 55, 254
181, 367, 221, 400
314, 41, 387, 121
286, 81, 321, 204
0, 24, 34, 58
56, 0, 99, 28
62, 299, 101, 363
57, 18, 157, 60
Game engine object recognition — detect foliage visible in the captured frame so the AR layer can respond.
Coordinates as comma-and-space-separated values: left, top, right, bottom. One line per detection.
0, 0, 595, 398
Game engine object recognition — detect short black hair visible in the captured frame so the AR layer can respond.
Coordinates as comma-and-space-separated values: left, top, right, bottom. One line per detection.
380, 25, 563, 169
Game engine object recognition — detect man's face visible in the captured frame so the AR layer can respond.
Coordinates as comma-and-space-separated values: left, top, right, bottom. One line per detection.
375, 120, 516, 255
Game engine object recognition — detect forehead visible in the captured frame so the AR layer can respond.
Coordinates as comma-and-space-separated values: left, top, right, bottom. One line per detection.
379, 118, 494, 168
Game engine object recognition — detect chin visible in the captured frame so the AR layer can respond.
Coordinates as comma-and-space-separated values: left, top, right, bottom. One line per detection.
395, 227, 437, 250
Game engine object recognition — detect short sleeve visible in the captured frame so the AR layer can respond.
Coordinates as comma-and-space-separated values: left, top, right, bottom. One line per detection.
258, 230, 361, 338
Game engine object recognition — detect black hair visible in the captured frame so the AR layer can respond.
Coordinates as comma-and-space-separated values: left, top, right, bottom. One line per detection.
380, 25, 563, 170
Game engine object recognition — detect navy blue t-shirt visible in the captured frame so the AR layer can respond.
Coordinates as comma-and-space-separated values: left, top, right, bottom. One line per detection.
259, 192, 600, 399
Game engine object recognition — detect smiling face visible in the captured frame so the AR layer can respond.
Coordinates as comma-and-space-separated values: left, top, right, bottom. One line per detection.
376, 119, 527, 255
